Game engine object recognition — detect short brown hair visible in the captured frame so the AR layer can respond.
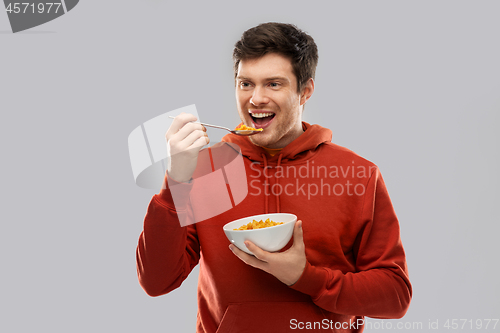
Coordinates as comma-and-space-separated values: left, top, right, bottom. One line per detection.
233, 22, 319, 93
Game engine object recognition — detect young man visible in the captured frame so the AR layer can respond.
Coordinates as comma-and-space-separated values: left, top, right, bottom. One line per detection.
137, 23, 412, 332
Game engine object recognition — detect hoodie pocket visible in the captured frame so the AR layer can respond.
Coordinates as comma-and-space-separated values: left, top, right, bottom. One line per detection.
215, 301, 360, 333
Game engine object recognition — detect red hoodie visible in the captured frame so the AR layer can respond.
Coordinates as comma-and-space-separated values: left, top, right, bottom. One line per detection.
136, 122, 412, 332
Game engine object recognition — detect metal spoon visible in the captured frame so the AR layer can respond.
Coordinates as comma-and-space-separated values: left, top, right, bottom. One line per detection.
168, 116, 262, 136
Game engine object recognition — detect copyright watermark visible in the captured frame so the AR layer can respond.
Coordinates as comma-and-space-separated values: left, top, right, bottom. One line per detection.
365, 318, 499, 330
249, 160, 377, 200
3, 0, 79, 33
289, 318, 500, 330
290, 318, 364, 330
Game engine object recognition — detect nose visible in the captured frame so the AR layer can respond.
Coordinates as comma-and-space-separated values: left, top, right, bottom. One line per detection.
250, 86, 269, 106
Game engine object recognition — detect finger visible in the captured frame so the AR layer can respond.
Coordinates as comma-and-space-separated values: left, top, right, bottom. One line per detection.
229, 244, 268, 271
191, 137, 210, 151
166, 113, 199, 140
168, 126, 206, 153
173, 129, 207, 151
187, 132, 210, 150
292, 220, 304, 249
170, 122, 206, 143
244, 241, 270, 263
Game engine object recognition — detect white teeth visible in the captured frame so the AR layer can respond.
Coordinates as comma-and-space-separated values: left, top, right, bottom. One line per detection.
251, 112, 274, 118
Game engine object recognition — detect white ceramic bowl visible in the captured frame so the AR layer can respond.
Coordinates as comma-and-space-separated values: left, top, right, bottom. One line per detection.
223, 213, 297, 255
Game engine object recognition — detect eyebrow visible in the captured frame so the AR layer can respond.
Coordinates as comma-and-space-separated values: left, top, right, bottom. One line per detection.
236, 75, 290, 82
267, 76, 289, 82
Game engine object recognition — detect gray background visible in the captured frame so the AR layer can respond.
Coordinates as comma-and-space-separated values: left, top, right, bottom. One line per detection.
1, 0, 499, 332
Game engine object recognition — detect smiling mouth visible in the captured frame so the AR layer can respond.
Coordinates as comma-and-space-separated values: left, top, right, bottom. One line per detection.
249, 112, 276, 128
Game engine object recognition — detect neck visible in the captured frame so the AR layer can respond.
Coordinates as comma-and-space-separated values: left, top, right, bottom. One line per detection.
267, 122, 304, 149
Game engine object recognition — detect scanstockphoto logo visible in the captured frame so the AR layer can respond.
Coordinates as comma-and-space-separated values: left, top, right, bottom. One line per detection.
3, 0, 79, 33
128, 105, 249, 227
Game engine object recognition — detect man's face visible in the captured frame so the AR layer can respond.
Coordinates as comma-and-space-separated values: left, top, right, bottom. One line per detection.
235, 53, 313, 149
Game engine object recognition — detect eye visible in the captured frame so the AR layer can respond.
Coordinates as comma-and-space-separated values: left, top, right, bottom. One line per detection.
269, 82, 280, 88
239, 81, 252, 89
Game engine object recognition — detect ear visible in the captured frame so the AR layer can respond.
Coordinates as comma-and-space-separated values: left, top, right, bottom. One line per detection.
300, 78, 315, 106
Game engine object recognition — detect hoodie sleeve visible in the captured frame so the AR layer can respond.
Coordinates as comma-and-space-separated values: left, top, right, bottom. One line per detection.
289, 168, 412, 318
136, 175, 200, 297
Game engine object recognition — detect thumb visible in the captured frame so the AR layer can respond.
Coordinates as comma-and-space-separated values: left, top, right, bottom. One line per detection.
292, 220, 304, 247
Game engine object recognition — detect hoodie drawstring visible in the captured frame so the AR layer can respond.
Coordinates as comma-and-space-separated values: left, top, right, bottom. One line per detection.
261, 153, 269, 214
261, 153, 283, 214
276, 153, 283, 214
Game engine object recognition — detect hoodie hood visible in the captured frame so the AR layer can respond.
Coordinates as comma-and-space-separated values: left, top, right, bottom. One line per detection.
222, 122, 332, 163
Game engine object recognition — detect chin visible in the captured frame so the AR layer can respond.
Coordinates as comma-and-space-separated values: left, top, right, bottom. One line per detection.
249, 136, 269, 147
251, 136, 278, 148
